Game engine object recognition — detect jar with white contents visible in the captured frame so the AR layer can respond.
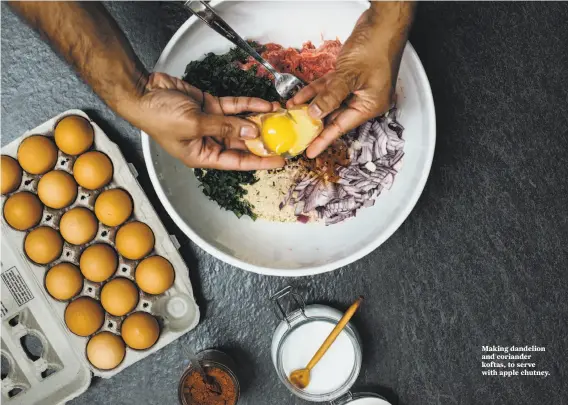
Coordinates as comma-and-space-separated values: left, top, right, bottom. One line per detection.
270, 287, 392, 405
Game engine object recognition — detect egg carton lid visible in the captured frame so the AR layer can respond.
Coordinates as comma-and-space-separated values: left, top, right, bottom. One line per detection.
1, 110, 200, 404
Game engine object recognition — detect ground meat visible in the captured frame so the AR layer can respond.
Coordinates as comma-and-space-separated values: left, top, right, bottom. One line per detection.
238, 39, 342, 83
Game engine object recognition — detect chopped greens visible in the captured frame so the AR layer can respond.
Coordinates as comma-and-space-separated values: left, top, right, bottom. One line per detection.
194, 169, 258, 220
183, 43, 280, 101
182, 44, 280, 219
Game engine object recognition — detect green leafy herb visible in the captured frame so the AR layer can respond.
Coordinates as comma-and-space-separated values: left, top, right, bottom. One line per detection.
183, 44, 279, 220
183, 43, 280, 101
194, 169, 258, 220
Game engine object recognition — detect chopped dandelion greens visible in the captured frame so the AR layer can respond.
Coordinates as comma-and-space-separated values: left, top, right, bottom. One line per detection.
183, 44, 281, 220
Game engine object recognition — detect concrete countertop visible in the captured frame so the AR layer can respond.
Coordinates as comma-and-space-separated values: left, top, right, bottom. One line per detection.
1, 2, 567, 404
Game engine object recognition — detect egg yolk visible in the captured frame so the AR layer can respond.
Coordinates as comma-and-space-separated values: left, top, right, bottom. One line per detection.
261, 114, 297, 154
244, 105, 323, 158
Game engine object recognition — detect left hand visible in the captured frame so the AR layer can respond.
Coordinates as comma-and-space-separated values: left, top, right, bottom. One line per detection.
288, 2, 414, 158
131, 72, 284, 170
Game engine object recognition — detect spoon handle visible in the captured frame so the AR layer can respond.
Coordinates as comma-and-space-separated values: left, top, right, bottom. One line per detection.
184, 1, 280, 77
306, 296, 364, 371
184, 346, 207, 378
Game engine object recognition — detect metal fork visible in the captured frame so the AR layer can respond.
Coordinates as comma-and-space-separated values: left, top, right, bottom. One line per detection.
183, 1, 304, 99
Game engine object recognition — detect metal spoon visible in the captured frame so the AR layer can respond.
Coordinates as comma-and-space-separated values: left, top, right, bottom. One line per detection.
183, 1, 304, 98
184, 347, 222, 395
289, 296, 364, 390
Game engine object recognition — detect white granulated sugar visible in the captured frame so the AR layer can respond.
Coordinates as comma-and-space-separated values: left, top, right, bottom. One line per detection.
280, 320, 356, 395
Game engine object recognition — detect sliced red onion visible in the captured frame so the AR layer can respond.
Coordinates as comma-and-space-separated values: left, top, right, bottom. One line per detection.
358, 145, 373, 164
351, 140, 363, 151
389, 150, 404, 167
393, 159, 403, 173
326, 213, 352, 225
354, 168, 371, 179
382, 173, 394, 190
283, 107, 404, 225
364, 161, 377, 172
294, 201, 305, 215
361, 183, 377, 192
280, 187, 294, 210
358, 121, 372, 140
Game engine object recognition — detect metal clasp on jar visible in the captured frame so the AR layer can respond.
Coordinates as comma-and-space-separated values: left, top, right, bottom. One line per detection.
270, 286, 307, 326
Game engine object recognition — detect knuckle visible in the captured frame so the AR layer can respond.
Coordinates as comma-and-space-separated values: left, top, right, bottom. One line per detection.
318, 81, 350, 109
330, 120, 346, 137
220, 121, 234, 138
318, 95, 340, 112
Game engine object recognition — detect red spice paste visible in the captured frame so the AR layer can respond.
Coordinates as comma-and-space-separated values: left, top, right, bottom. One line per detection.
181, 366, 238, 405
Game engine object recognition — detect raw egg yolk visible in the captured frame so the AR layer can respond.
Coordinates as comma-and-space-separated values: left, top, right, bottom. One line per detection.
261, 114, 297, 154
244, 106, 323, 158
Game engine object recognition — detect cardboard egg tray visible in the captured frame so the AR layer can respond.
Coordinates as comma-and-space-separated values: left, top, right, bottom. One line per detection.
1, 109, 200, 404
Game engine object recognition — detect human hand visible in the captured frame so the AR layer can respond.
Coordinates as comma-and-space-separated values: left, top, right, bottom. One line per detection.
288, 2, 415, 158
131, 72, 285, 170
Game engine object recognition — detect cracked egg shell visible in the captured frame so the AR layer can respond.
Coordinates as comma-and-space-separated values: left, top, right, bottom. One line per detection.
244, 105, 323, 158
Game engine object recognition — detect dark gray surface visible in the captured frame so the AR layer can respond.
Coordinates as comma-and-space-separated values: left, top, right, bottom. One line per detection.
2, 2, 567, 405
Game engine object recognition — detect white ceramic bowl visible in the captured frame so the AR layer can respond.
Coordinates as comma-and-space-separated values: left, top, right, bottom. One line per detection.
141, 1, 436, 277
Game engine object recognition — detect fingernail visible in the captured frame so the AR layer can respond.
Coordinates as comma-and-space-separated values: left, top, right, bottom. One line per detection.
309, 103, 322, 119
240, 126, 257, 139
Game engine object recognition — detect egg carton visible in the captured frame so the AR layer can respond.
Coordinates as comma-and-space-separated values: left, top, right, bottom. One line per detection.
0, 110, 200, 404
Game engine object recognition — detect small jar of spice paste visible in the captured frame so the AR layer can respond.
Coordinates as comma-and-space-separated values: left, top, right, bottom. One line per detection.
269, 287, 393, 405
178, 349, 240, 405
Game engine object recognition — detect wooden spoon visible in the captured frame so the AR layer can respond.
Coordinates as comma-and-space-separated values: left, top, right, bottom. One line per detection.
289, 296, 364, 389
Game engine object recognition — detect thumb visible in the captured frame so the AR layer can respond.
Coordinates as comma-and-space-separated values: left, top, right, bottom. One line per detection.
308, 75, 352, 120
196, 114, 259, 140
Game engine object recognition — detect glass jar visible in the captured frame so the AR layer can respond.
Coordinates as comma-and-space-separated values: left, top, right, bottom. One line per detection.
270, 287, 363, 402
178, 349, 240, 405
332, 392, 393, 405
269, 287, 393, 405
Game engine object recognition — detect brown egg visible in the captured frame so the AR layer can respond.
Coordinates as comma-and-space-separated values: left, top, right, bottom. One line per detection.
86, 332, 126, 370
115, 221, 154, 260
45, 262, 83, 301
3, 191, 43, 231
1, 155, 22, 194
24, 226, 63, 264
59, 207, 98, 245
17, 135, 58, 174
54, 115, 94, 155
73, 151, 113, 190
100, 277, 139, 316
135, 256, 175, 295
121, 312, 159, 350
37, 170, 78, 209
64, 297, 104, 337
79, 244, 117, 282
94, 189, 133, 227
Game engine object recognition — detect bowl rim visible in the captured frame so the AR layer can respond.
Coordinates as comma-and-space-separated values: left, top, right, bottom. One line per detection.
141, 0, 436, 277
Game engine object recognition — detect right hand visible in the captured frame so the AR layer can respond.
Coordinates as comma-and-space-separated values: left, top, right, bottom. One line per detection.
129, 72, 285, 171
